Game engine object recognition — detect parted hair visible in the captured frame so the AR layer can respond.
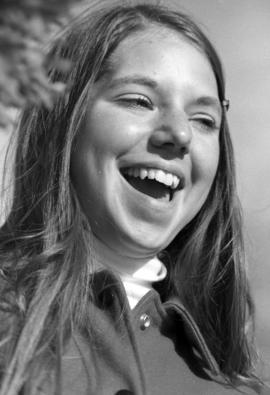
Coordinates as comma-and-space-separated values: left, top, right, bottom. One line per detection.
0, 1, 260, 394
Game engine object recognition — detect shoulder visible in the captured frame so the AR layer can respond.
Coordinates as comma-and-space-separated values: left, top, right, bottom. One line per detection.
163, 296, 267, 395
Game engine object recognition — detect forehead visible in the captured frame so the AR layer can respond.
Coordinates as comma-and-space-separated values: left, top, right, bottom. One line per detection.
105, 26, 218, 98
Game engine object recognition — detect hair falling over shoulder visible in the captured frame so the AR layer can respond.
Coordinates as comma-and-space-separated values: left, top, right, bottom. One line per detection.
0, 1, 263, 394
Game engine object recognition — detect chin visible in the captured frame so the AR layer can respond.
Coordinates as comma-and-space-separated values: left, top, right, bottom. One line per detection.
119, 231, 173, 257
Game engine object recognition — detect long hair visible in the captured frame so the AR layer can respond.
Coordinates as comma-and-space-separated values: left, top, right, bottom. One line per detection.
0, 1, 260, 394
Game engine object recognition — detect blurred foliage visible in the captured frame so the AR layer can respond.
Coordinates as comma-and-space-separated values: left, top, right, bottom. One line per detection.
0, 0, 85, 130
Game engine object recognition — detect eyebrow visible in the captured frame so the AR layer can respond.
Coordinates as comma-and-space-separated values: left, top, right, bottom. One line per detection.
107, 75, 158, 90
194, 96, 222, 116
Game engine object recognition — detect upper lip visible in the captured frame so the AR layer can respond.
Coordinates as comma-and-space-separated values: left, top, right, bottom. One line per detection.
119, 159, 186, 185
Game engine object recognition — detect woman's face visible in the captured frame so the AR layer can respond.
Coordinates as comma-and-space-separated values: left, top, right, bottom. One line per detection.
71, 27, 222, 259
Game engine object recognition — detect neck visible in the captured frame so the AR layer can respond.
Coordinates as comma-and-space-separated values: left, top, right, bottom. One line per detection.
92, 235, 158, 276
91, 235, 167, 309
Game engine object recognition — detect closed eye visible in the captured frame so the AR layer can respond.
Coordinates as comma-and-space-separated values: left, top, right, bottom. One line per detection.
190, 115, 219, 132
116, 94, 154, 110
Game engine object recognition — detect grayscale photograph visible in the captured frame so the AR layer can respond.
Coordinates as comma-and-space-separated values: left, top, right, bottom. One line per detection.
0, 1, 269, 394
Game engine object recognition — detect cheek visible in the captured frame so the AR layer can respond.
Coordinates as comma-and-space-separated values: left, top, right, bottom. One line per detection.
191, 137, 220, 187
206, 147, 219, 182
81, 113, 112, 153
84, 105, 141, 155
211, 140, 220, 178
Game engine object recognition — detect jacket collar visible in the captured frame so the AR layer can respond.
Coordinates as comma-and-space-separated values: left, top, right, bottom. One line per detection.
91, 269, 222, 379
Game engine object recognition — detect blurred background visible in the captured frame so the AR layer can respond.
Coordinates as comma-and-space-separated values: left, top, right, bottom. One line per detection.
0, 0, 269, 376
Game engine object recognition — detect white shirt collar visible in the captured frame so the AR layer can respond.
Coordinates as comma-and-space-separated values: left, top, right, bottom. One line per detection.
91, 236, 167, 309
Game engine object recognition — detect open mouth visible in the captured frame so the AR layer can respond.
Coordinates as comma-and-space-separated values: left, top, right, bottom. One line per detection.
121, 167, 183, 202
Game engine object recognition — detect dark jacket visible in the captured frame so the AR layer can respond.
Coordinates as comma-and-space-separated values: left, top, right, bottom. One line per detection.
41, 270, 269, 395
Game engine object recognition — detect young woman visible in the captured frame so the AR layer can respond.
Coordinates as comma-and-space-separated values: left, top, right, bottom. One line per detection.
0, 1, 268, 394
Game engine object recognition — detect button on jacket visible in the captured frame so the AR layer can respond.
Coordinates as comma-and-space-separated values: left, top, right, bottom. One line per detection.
41, 271, 269, 395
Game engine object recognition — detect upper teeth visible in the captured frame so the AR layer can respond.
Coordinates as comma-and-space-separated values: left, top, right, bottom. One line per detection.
123, 168, 180, 189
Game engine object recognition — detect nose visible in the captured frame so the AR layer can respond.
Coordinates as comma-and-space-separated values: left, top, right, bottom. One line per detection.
149, 112, 192, 155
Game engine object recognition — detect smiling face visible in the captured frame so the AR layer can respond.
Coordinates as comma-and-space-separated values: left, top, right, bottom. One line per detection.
71, 26, 222, 260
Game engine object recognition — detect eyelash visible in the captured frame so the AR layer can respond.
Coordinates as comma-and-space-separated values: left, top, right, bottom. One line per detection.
116, 96, 219, 131
118, 95, 153, 110
190, 116, 218, 132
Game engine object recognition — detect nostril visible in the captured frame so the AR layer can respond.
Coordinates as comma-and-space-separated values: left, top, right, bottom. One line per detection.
162, 141, 177, 149
179, 145, 189, 156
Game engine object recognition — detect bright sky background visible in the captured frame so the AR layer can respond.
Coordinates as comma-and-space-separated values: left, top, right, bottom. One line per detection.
1, 0, 269, 376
